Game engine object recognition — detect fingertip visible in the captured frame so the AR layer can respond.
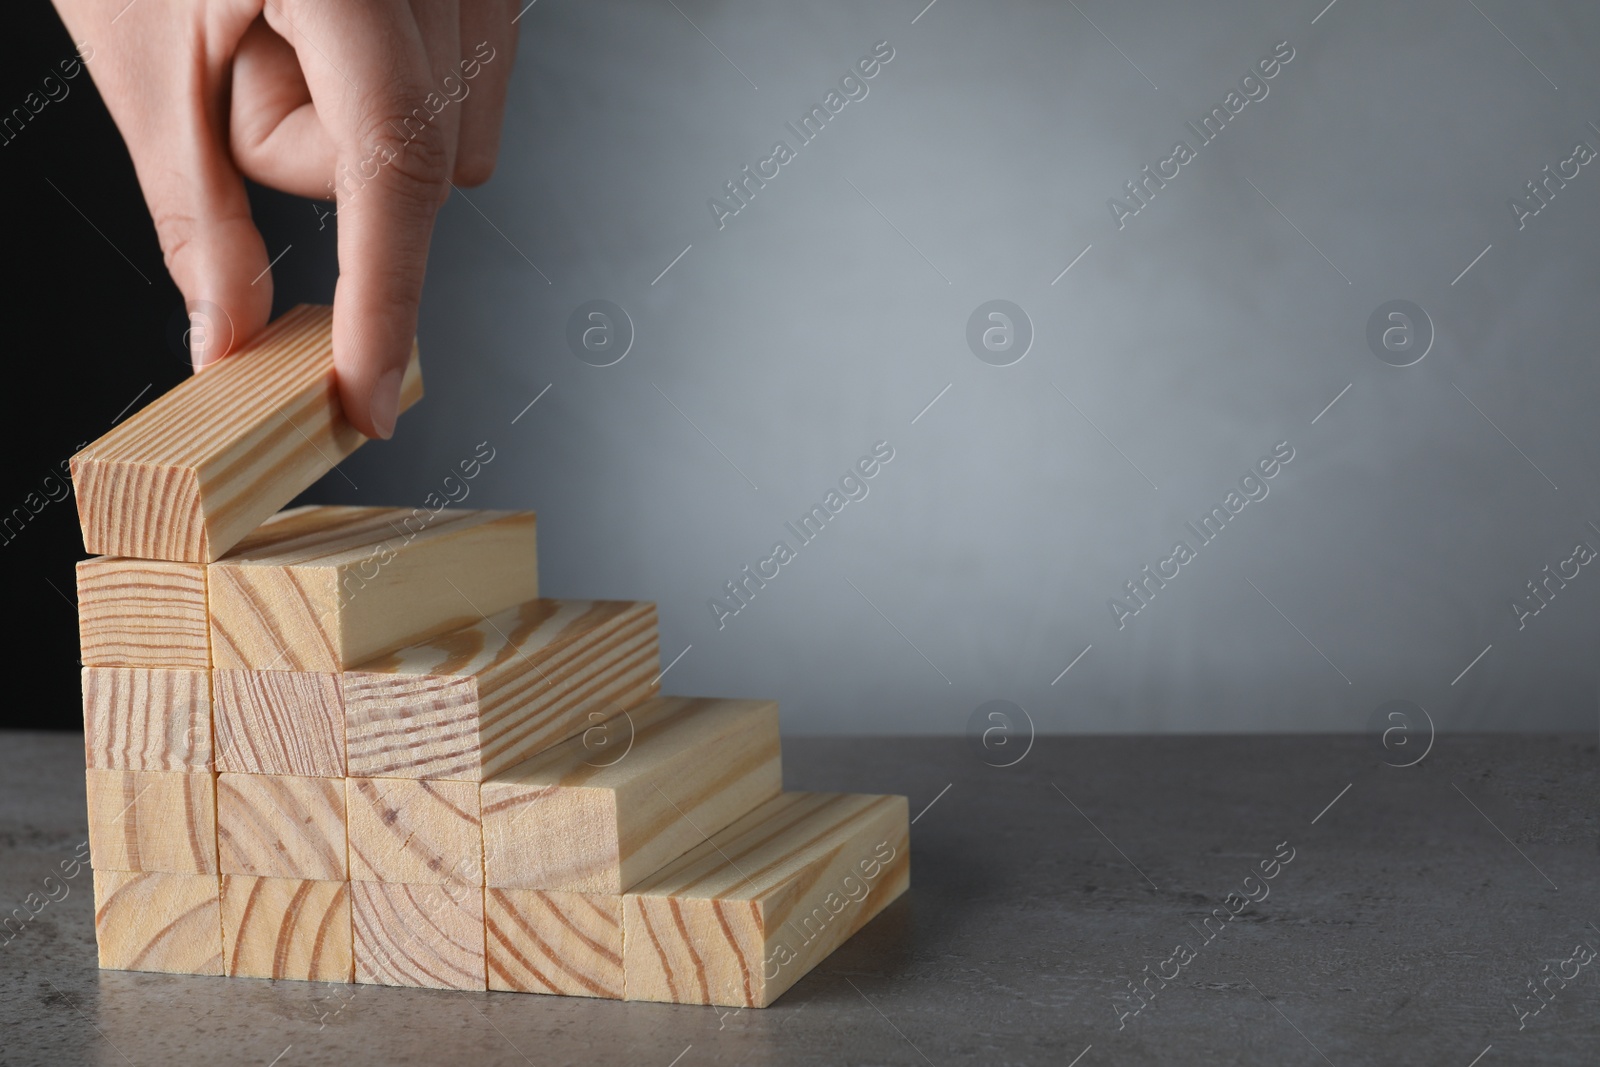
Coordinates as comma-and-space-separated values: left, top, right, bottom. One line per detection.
333, 299, 416, 440
368, 365, 405, 440
173, 219, 273, 373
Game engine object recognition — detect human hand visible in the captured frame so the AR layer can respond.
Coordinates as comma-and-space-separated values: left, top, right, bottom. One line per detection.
49, 0, 517, 438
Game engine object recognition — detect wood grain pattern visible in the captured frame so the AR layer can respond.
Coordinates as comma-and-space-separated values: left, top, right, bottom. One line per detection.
70, 305, 423, 563
82, 667, 212, 772
85, 768, 217, 874
214, 670, 344, 776
346, 777, 482, 887
76, 557, 209, 668
482, 696, 780, 893
352, 880, 485, 990
220, 875, 353, 981
208, 505, 538, 672
217, 773, 347, 880
623, 792, 910, 1007
485, 888, 622, 998
344, 599, 660, 781
93, 870, 222, 975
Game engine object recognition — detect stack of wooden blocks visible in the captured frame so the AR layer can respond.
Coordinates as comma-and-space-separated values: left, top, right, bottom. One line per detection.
72, 306, 908, 1007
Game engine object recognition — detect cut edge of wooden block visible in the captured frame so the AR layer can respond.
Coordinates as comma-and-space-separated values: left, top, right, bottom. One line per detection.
85, 767, 218, 875
485, 888, 623, 999
213, 669, 345, 777
93, 869, 224, 976
351, 880, 487, 991
75, 557, 211, 669
81, 666, 214, 772
220, 875, 354, 982
346, 777, 483, 887
216, 773, 348, 882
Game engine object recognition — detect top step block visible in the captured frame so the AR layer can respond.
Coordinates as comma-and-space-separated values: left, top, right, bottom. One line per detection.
70, 306, 423, 563
209, 505, 538, 671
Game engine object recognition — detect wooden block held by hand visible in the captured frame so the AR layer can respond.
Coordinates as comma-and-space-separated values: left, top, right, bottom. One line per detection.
344, 599, 659, 782
214, 670, 344, 776
94, 870, 222, 975
70, 305, 423, 563
485, 888, 622, 998
352, 880, 486, 990
85, 768, 217, 874
82, 667, 212, 772
77, 558, 209, 668
217, 773, 347, 881
482, 696, 780, 892
347, 777, 482, 887
221, 875, 353, 982
623, 792, 910, 1007
208, 505, 538, 672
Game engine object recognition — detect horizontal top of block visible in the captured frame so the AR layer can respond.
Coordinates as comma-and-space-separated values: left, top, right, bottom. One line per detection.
486, 695, 777, 790
217, 505, 534, 569
350, 597, 648, 677
70, 306, 423, 562
628, 792, 907, 903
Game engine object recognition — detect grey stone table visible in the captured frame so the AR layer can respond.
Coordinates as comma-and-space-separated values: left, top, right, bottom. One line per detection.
1, 731, 1595, 1066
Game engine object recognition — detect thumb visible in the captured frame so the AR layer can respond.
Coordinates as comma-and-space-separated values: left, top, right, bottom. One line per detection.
64, 1, 272, 368
142, 106, 274, 370
151, 166, 274, 370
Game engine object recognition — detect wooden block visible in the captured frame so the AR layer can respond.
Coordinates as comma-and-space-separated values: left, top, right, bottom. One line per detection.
85, 768, 217, 874
352, 881, 486, 990
76, 557, 209, 668
482, 696, 780, 893
214, 670, 344, 776
82, 667, 212, 772
347, 777, 481, 887
485, 888, 622, 998
217, 773, 347, 880
93, 870, 222, 975
220, 875, 353, 982
344, 599, 659, 782
623, 793, 910, 1008
208, 505, 538, 672
70, 305, 423, 563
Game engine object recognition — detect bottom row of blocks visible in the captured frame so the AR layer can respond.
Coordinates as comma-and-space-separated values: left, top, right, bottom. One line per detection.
93, 793, 910, 1007
94, 871, 608, 993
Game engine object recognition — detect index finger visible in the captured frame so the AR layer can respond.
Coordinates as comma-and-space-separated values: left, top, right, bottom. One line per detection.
270, 0, 452, 439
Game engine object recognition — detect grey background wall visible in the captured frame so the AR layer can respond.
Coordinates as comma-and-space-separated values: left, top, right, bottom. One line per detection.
317, 0, 1600, 734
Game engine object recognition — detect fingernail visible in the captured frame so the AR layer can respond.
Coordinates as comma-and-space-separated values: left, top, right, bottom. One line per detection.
369, 367, 404, 439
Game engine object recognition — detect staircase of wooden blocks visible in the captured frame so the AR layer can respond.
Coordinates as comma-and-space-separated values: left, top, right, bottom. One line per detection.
71, 306, 908, 1007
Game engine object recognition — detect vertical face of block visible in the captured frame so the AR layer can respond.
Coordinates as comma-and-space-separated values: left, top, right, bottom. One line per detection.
217, 774, 347, 880
93, 870, 222, 975
352, 881, 485, 990
85, 769, 217, 874
221, 875, 353, 982
623, 793, 911, 1007
76, 558, 209, 668
347, 778, 482, 886
82, 667, 212, 772
485, 888, 623, 998
208, 506, 538, 671
482, 696, 781, 893
343, 598, 659, 781
213, 670, 344, 776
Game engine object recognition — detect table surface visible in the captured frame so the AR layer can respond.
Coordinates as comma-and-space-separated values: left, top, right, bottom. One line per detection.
1, 731, 1595, 1067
